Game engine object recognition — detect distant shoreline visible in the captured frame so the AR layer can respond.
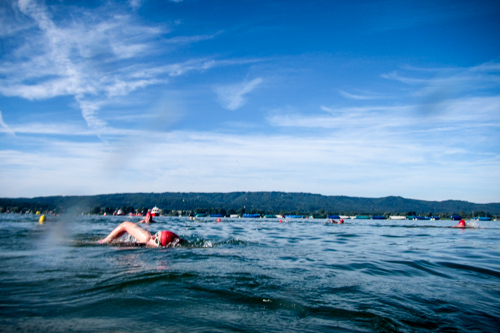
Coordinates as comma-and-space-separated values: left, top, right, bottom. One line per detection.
1, 192, 499, 219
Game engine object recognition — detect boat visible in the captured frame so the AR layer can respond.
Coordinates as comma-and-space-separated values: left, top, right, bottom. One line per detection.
450, 215, 462, 221
210, 214, 223, 218
371, 216, 387, 220
327, 215, 340, 219
430, 216, 441, 220
285, 215, 304, 219
474, 216, 492, 221
115, 209, 125, 216
151, 206, 160, 216
339, 215, 351, 219
389, 216, 406, 220
264, 215, 276, 218
355, 216, 370, 219
243, 214, 260, 218
230, 214, 240, 218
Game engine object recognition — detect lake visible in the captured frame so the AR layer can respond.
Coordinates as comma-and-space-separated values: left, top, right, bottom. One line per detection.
1, 214, 499, 332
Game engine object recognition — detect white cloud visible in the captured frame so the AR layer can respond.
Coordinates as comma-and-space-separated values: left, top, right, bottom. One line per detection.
0, 110, 15, 135
268, 96, 500, 142
215, 78, 263, 110
129, 0, 144, 10
165, 30, 223, 45
1, 130, 499, 202
0, 0, 226, 131
339, 90, 387, 100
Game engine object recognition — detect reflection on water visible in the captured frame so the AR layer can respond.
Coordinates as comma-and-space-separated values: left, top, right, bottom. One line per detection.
0, 214, 499, 332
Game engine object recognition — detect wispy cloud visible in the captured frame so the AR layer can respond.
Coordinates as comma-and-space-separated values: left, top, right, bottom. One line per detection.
165, 30, 224, 44
0, 0, 226, 132
339, 90, 387, 100
215, 78, 263, 110
0, 110, 15, 135
268, 96, 500, 137
1, 129, 498, 202
129, 0, 144, 10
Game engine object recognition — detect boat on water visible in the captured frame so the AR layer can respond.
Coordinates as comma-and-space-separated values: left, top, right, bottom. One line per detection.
450, 215, 462, 221
430, 216, 441, 220
371, 216, 387, 220
355, 216, 370, 219
327, 215, 340, 219
210, 214, 223, 218
473, 216, 492, 221
114, 209, 125, 216
230, 214, 240, 218
285, 215, 304, 219
339, 215, 351, 219
389, 216, 406, 220
243, 214, 261, 218
151, 206, 160, 216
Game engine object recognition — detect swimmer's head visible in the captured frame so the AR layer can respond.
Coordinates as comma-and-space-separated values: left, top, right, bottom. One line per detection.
146, 212, 152, 218
154, 230, 179, 247
458, 219, 466, 227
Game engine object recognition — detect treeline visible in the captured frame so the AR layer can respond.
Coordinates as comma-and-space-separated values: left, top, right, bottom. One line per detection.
1, 192, 499, 218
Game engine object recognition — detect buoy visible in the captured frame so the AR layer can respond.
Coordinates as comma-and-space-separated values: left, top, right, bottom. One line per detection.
36, 211, 40, 215
39, 215, 46, 224
279, 219, 282, 223
216, 218, 221, 223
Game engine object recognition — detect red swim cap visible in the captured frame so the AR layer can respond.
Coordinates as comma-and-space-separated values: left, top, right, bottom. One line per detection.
458, 219, 466, 227
155, 231, 179, 247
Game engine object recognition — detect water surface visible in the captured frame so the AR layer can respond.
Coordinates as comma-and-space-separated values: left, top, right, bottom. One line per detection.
1, 214, 499, 332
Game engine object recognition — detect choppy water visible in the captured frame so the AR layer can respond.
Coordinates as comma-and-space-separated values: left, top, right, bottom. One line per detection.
0, 214, 499, 332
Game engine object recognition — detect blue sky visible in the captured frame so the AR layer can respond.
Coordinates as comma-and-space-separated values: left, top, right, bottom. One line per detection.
0, 0, 499, 203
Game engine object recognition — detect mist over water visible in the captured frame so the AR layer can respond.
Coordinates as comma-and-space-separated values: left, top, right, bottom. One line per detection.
1, 214, 499, 332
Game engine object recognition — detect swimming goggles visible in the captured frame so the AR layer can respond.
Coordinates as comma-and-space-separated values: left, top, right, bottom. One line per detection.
154, 231, 162, 247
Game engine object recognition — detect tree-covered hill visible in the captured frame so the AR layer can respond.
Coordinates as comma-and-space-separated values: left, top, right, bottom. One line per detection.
1, 192, 499, 217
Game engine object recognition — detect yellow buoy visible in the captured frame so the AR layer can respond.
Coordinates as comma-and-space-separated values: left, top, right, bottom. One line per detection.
36, 211, 40, 215
39, 215, 46, 224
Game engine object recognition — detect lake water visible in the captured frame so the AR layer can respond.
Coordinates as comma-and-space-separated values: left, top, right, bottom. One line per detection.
1, 214, 499, 332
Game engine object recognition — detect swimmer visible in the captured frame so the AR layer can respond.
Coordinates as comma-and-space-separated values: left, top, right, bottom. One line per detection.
330, 219, 344, 224
452, 219, 467, 228
99, 222, 180, 247
138, 211, 155, 224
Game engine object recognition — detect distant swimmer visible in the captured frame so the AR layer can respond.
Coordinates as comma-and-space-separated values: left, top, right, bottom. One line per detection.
100, 222, 181, 247
330, 219, 344, 224
138, 211, 155, 224
452, 219, 467, 228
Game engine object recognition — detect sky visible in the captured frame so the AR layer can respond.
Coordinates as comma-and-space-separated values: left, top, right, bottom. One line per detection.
0, 0, 499, 203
